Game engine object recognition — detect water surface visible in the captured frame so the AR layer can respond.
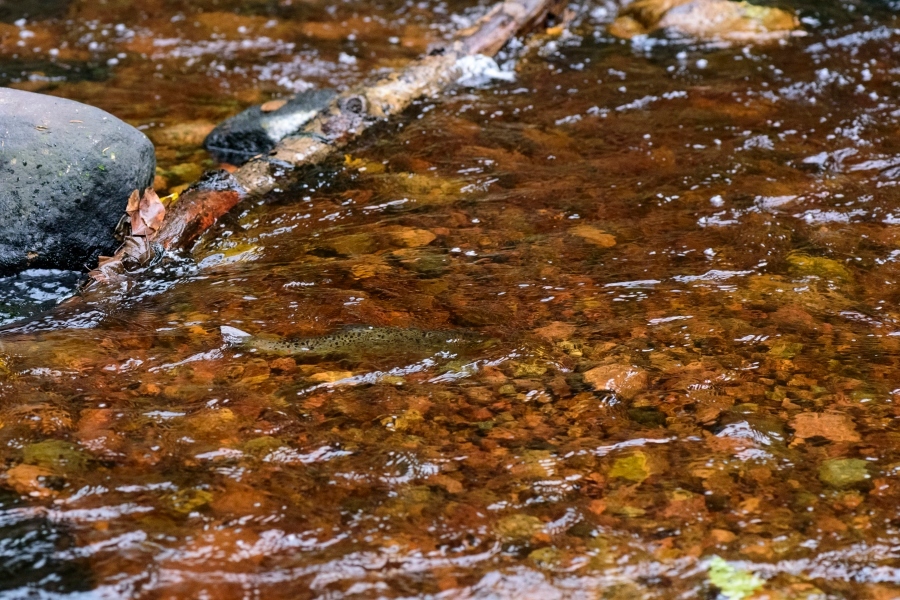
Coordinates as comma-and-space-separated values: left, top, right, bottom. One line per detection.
2, 0, 900, 597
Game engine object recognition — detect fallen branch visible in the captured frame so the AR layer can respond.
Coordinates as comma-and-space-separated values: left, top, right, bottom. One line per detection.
83, 0, 565, 292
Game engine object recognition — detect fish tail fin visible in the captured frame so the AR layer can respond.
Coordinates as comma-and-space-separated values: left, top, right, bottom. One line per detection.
221, 325, 252, 347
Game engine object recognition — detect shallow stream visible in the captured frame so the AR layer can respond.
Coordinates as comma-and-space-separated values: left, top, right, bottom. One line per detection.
3, 0, 900, 597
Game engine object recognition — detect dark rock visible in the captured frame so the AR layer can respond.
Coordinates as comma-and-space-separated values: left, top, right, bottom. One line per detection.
204, 89, 336, 166
188, 169, 245, 194
0, 88, 155, 274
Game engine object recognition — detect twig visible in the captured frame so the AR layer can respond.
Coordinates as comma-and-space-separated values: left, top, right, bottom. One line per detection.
82, 0, 564, 292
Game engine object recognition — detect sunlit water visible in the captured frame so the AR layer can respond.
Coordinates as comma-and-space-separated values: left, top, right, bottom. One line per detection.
3, 0, 900, 598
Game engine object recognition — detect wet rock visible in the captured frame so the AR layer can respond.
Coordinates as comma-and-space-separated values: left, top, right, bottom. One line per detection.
385, 227, 436, 248
533, 321, 576, 342
5, 464, 58, 498
495, 514, 543, 542
164, 488, 213, 515
785, 253, 853, 284
22, 440, 88, 472
819, 458, 869, 488
0, 88, 156, 274
707, 556, 764, 600
204, 89, 336, 165
584, 364, 648, 400
610, 0, 800, 42
570, 225, 616, 248
767, 341, 803, 359
608, 452, 650, 483
529, 546, 563, 569
789, 412, 860, 444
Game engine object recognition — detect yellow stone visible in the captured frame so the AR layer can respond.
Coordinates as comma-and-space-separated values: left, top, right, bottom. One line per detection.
570, 225, 617, 248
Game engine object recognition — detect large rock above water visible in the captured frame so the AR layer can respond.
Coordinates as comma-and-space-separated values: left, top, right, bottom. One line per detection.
0, 88, 155, 274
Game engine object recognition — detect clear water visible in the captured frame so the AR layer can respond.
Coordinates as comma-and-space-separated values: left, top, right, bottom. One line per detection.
3, 0, 900, 598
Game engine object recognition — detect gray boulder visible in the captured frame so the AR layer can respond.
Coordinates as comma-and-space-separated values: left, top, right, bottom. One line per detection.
0, 88, 155, 274
204, 88, 336, 166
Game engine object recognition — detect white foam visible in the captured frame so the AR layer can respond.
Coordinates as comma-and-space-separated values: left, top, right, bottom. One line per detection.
455, 54, 515, 87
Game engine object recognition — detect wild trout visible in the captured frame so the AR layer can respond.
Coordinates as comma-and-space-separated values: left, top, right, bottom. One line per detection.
221, 325, 485, 361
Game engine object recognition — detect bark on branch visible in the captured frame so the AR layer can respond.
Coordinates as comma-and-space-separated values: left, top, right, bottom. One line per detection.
84, 0, 565, 291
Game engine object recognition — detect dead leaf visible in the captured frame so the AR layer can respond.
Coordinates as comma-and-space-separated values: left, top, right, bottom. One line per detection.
126, 189, 140, 213
789, 411, 860, 444
126, 188, 166, 238
119, 236, 157, 270
261, 99, 289, 113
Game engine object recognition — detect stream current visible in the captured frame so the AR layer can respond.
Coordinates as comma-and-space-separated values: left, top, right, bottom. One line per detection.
3, 0, 900, 597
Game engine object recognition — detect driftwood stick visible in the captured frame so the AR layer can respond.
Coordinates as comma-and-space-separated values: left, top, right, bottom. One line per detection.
83, 0, 564, 291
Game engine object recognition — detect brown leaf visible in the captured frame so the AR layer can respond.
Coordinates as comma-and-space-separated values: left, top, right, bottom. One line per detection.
141, 188, 166, 231
790, 411, 860, 443
130, 188, 166, 238
125, 189, 140, 214
261, 99, 289, 113
118, 235, 160, 272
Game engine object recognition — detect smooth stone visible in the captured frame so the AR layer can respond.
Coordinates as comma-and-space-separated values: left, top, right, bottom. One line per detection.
610, 0, 799, 41
0, 88, 155, 275
818, 458, 869, 488
204, 88, 336, 165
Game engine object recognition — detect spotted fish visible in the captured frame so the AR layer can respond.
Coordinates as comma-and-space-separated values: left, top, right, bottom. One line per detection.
221, 325, 484, 360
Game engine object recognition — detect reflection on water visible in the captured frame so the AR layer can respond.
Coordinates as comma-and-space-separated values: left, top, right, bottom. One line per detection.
4, 0, 900, 597
0, 269, 81, 326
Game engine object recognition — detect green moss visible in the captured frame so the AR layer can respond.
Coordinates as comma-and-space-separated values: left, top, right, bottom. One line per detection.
242, 436, 283, 457
529, 546, 563, 568
785, 253, 852, 284
22, 440, 88, 472
495, 514, 543, 542
767, 341, 803, 359
819, 458, 869, 488
164, 488, 213, 515
609, 452, 650, 483
707, 556, 764, 599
